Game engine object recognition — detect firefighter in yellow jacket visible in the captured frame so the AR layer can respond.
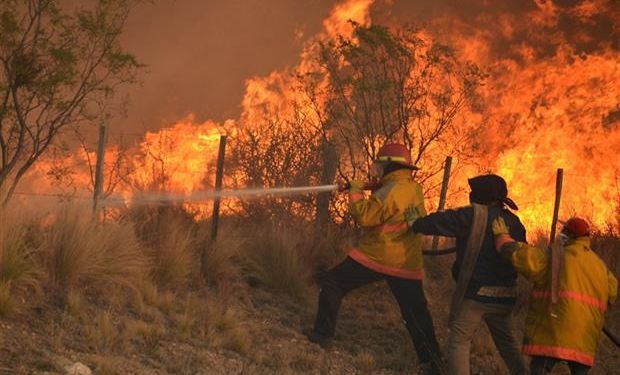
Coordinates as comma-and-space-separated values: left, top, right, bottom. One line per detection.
304, 143, 443, 374
492, 216, 618, 374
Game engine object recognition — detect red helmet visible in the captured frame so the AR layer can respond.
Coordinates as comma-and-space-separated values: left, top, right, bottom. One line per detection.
376, 143, 418, 170
561, 217, 590, 237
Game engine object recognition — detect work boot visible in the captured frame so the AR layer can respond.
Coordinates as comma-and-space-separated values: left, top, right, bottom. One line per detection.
302, 328, 333, 348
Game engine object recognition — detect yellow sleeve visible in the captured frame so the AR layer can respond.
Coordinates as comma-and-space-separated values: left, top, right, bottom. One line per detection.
608, 270, 618, 305
508, 243, 549, 284
349, 195, 387, 227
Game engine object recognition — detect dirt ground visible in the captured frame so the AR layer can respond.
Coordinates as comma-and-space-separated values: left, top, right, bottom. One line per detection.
1, 264, 618, 375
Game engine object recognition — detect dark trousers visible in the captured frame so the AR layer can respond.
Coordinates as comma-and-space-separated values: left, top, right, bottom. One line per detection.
530, 356, 590, 375
313, 257, 442, 366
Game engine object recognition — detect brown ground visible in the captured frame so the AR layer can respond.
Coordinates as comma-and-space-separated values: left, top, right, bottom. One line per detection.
2, 268, 618, 375
1, 212, 618, 375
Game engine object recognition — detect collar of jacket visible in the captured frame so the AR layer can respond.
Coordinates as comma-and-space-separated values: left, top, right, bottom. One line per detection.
566, 236, 591, 250
381, 169, 412, 184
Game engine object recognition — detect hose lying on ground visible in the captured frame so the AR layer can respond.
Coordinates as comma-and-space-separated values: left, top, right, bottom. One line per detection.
422, 247, 457, 256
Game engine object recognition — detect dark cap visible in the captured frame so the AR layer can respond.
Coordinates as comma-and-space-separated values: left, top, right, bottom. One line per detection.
468, 174, 518, 210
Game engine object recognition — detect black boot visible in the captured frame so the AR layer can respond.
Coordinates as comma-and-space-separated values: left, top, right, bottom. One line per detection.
302, 328, 333, 348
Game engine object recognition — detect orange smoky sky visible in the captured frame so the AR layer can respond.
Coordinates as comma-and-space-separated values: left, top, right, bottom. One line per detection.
118, 0, 334, 133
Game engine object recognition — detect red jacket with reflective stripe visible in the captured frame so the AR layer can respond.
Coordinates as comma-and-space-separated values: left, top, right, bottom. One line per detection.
507, 237, 618, 366
348, 169, 426, 280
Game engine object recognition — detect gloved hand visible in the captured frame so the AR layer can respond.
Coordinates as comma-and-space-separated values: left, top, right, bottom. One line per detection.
405, 205, 421, 228
348, 180, 364, 193
492, 217, 510, 236
337, 180, 364, 193
492, 216, 515, 253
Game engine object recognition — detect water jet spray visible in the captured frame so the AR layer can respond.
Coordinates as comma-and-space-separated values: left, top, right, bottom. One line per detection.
102, 184, 340, 206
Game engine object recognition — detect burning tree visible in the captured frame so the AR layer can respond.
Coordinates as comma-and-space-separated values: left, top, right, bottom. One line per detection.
317, 22, 485, 185
43, 129, 133, 199
233, 22, 484, 223
0, 0, 141, 205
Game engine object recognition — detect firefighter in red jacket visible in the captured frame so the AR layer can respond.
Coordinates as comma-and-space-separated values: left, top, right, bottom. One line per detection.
304, 143, 443, 374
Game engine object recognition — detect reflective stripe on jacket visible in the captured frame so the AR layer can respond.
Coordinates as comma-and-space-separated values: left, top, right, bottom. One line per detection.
507, 237, 618, 366
348, 169, 426, 280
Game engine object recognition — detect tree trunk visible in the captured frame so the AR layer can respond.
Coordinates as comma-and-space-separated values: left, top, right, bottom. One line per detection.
315, 134, 338, 229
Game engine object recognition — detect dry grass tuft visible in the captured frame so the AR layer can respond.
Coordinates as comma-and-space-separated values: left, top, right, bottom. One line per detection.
43, 207, 148, 302
65, 289, 85, 317
220, 323, 251, 353
91, 355, 121, 375
202, 301, 250, 354
0, 212, 41, 315
354, 350, 377, 372
155, 290, 178, 315
201, 225, 243, 291
173, 310, 196, 339
150, 223, 197, 289
171, 295, 204, 340
0, 282, 12, 316
289, 349, 320, 372
124, 318, 164, 355
85, 310, 121, 353
241, 224, 313, 303
130, 205, 201, 290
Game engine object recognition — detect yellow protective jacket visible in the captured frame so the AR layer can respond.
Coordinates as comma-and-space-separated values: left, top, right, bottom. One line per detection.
506, 237, 618, 366
348, 169, 426, 280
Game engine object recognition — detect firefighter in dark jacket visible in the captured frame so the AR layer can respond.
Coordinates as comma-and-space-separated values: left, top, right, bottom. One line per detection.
409, 174, 527, 375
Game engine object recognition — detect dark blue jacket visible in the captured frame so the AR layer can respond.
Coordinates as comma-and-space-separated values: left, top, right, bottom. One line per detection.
412, 204, 526, 303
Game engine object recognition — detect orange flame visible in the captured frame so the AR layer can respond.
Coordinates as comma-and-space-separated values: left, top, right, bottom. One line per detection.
24, 0, 620, 233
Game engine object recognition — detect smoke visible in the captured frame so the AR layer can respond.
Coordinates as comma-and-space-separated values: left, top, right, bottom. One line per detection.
118, 0, 334, 133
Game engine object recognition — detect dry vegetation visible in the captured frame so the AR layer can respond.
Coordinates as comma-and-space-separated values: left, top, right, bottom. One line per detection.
0, 205, 618, 375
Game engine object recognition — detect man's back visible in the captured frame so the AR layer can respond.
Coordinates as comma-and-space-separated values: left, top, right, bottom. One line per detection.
507, 236, 618, 367
412, 205, 526, 302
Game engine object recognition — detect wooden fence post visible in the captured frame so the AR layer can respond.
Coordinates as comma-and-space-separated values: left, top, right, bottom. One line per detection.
93, 124, 108, 215
550, 168, 564, 304
431, 156, 453, 250
211, 135, 227, 241
549, 168, 564, 246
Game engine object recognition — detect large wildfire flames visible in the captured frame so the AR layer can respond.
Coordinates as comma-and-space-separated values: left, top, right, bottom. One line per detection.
25, 0, 620, 233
